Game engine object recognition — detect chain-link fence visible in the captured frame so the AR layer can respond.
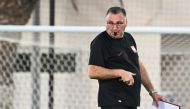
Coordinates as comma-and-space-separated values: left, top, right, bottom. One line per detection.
0, 30, 189, 109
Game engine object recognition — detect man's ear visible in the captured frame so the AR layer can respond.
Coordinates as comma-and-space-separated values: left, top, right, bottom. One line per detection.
125, 20, 128, 27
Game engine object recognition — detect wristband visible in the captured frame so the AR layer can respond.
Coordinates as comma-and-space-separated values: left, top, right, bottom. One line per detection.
149, 90, 158, 95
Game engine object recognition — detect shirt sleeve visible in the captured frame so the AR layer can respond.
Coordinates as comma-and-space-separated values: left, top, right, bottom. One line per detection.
129, 33, 138, 50
88, 40, 105, 67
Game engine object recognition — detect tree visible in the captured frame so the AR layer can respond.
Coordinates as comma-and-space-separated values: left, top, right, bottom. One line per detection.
0, 0, 38, 24
0, 0, 38, 109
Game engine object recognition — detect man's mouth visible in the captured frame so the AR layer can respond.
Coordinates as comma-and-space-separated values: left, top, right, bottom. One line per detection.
114, 32, 117, 36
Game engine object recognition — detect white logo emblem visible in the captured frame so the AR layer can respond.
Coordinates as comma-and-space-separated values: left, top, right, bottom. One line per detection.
130, 46, 137, 53
118, 100, 122, 103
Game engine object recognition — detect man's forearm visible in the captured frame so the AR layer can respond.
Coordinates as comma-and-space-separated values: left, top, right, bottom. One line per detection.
88, 65, 121, 79
140, 62, 155, 93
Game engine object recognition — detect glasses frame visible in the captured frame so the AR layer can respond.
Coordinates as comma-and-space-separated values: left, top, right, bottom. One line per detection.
106, 21, 125, 27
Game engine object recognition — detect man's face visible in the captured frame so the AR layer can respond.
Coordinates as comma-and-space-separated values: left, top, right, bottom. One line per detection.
105, 12, 127, 38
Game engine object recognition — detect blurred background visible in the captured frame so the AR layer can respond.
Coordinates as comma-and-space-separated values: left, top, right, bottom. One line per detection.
0, 0, 190, 109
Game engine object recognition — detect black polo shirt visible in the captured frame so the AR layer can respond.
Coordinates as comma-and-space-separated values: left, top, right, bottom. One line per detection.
89, 31, 141, 107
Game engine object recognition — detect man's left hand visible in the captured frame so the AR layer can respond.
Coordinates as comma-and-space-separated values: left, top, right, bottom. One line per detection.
151, 92, 164, 107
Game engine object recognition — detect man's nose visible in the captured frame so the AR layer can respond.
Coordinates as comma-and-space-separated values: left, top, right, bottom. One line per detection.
112, 25, 118, 30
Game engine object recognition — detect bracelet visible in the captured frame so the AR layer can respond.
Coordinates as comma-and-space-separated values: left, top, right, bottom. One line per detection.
149, 90, 158, 95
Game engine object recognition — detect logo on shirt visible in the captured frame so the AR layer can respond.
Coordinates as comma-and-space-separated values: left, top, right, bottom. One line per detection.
118, 100, 122, 103
117, 52, 123, 57
130, 46, 137, 53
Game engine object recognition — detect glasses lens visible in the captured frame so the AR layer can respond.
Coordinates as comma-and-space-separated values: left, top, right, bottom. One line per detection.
107, 21, 124, 27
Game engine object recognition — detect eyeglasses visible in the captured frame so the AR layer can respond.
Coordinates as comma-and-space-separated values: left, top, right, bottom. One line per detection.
107, 21, 124, 27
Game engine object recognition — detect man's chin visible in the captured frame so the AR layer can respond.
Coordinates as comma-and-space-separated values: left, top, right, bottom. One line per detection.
110, 34, 123, 39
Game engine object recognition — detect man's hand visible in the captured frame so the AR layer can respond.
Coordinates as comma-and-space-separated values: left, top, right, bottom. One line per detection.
151, 92, 164, 107
117, 69, 136, 86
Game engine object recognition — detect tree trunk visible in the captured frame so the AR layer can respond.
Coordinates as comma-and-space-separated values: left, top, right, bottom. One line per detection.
0, 0, 38, 24
0, 0, 38, 109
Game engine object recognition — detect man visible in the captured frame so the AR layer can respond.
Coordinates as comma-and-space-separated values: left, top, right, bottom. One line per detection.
88, 6, 163, 109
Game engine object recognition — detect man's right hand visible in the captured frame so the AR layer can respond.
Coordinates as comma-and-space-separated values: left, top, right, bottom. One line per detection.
116, 69, 136, 86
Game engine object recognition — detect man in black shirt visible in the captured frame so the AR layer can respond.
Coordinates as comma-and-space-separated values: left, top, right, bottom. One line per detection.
88, 6, 163, 109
